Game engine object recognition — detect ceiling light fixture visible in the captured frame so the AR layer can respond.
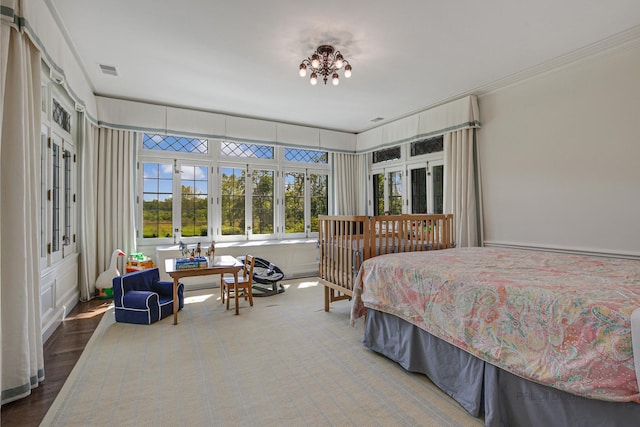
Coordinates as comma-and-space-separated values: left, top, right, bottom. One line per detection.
298, 45, 352, 86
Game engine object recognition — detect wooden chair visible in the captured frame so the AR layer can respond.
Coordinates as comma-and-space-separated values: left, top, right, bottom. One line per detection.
221, 255, 255, 311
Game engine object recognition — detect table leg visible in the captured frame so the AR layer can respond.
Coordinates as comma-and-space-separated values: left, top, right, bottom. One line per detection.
173, 277, 179, 325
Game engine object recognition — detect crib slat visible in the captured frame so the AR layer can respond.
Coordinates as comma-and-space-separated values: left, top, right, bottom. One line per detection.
318, 214, 454, 311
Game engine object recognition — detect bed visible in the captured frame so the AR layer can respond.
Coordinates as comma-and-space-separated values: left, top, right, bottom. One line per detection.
317, 214, 454, 311
351, 247, 640, 426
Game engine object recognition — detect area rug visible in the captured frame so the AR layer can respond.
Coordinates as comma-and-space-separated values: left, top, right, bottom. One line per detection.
41, 279, 481, 427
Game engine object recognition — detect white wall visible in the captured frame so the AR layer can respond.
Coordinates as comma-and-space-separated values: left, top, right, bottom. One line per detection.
24, 0, 98, 118
478, 40, 640, 256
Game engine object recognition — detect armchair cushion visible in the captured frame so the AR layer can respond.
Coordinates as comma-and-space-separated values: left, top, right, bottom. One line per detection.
113, 268, 184, 325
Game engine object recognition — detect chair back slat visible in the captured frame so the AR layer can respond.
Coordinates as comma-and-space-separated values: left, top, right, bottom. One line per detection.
244, 255, 256, 284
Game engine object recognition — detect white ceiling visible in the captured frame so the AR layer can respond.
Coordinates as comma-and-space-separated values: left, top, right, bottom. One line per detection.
48, 0, 640, 134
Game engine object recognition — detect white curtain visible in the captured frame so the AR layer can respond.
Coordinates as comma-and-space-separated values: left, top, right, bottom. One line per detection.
0, 9, 44, 404
77, 119, 98, 300
90, 127, 135, 291
444, 128, 482, 247
333, 153, 368, 215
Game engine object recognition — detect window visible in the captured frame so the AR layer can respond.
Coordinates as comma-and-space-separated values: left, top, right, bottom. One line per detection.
371, 168, 404, 215
372, 173, 384, 216
388, 170, 403, 214
309, 173, 328, 232
52, 142, 61, 253
284, 169, 328, 236
370, 139, 444, 215
220, 166, 245, 236
138, 134, 330, 242
180, 165, 208, 237
251, 169, 274, 235
410, 136, 443, 156
372, 146, 401, 163
52, 99, 71, 133
282, 148, 329, 236
408, 162, 444, 214
41, 93, 76, 267
221, 141, 273, 159
218, 166, 276, 240
63, 148, 73, 245
285, 148, 328, 164
142, 163, 173, 238
284, 171, 305, 233
432, 164, 444, 214
141, 161, 210, 240
144, 134, 208, 154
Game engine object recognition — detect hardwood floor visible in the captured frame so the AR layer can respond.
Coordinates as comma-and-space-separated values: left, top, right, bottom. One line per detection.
1, 298, 112, 427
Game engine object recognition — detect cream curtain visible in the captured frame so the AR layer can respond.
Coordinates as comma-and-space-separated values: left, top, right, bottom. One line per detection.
91, 127, 136, 288
77, 119, 98, 300
0, 9, 44, 404
444, 128, 482, 247
333, 153, 368, 215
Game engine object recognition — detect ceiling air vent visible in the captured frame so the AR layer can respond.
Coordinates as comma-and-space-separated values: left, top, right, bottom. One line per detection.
99, 64, 118, 76
370, 117, 384, 123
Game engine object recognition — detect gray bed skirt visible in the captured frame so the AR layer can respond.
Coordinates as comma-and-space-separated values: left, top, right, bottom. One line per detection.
364, 309, 640, 427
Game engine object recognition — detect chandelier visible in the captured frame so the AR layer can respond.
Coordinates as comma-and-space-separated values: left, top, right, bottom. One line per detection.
298, 45, 352, 86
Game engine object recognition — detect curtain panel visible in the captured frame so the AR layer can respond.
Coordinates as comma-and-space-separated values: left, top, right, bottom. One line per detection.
0, 13, 44, 404
92, 127, 136, 287
444, 128, 483, 247
333, 153, 368, 215
77, 119, 98, 301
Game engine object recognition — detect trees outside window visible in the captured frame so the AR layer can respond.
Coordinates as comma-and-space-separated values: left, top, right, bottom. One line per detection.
371, 138, 444, 216
142, 162, 173, 238
284, 171, 305, 233
181, 165, 208, 237
220, 167, 245, 236
138, 135, 330, 243
252, 170, 274, 235
284, 169, 328, 237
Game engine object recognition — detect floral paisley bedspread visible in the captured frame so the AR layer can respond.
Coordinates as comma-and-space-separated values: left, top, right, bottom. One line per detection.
350, 247, 640, 402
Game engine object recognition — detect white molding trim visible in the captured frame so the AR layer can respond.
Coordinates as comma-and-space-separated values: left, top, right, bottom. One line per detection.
474, 25, 640, 97
483, 241, 640, 261
41, 288, 80, 343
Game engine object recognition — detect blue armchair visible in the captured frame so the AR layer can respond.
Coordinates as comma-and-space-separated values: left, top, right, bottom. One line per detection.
113, 268, 184, 324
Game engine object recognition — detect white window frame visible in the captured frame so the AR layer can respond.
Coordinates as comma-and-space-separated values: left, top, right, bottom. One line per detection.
40, 85, 77, 268
281, 166, 329, 239
307, 168, 330, 235
216, 162, 249, 242
176, 161, 212, 242
136, 135, 331, 244
370, 143, 444, 216
248, 165, 277, 241
370, 165, 405, 215
137, 151, 213, 245
407, 157, 444, 214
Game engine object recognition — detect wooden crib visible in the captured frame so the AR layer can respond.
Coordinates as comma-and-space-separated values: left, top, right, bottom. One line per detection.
317, 214, 454, 311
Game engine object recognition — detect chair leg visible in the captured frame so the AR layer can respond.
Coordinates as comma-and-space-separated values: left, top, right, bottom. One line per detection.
226, 285, 230, 310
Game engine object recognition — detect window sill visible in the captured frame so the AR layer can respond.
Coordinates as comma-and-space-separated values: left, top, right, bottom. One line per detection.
156, 238, 317, 252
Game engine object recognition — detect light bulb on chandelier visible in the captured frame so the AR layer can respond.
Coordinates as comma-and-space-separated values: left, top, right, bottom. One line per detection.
299, 45, 352, 86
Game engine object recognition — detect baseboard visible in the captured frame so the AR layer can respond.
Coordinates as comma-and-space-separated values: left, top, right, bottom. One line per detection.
42, 289, 79, 343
